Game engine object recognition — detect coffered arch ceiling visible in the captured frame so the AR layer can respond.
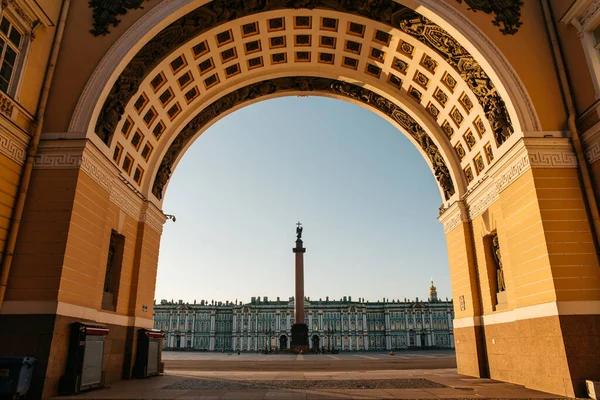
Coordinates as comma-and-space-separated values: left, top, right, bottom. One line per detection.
84, 1, 530, 206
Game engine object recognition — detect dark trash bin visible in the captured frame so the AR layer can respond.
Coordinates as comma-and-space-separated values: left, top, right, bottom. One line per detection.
0, 357, 36, 397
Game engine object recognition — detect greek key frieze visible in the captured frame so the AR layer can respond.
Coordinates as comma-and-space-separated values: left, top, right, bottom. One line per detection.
0, 132, 26, 165
466, 153, 530, 220
528, 150, 578, 168
586, 140, 600, 164
35, 146, 144, 220
34, 153, 83, 169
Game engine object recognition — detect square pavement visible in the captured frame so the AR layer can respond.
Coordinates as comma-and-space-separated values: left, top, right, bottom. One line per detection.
51, 368, 572, 400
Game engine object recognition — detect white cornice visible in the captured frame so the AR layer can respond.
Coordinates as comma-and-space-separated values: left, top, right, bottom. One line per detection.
440, 137, 578, 230
562, 0, 600, 30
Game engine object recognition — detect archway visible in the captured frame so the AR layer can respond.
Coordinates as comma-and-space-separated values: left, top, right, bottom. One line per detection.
311, 334, 320, 350
279, 335, 288, 350
0, 1, 598, 399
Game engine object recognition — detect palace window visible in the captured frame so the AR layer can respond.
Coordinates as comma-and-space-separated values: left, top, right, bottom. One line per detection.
0, 16, 23, 94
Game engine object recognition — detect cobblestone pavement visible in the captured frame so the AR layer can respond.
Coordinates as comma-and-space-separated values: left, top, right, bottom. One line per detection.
162, 378, 447, 390
162, 350, 457, 372
51, 368, 572, 399
162, 350, 456, 362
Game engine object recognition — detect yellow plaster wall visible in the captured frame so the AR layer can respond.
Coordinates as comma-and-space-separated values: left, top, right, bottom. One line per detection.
128, 223, 161, 318
43, 0, 163, 133
498, 169, 556, 308
7, 168, 78, 302
532, 168, 600, 301
448, 0, 568, 131
59, 170, 145, 314
16, 0, 62, 116
445, 220, 480, 319
550, 0, 597, 116
0, 154, 21, 264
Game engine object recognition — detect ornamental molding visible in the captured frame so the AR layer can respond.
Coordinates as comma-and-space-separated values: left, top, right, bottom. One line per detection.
526, 138, 578, 169
152, 77, 456, 201
580, 0, 600, 28
423, 0, 539, 132
0, 91, 15, 119
94, 0, 513, 152
439, 202, 467, 234
0, 125, 27, 165
455, 0, 523, 35
139, 202, 167, 235
582, 126, 600, 164
89, 0, 147, 36
3, 0, 53, 29
34, 140, 145, 221
464, 137, 576, 220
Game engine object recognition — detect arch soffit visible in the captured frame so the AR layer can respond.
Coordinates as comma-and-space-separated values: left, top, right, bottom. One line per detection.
71, 0, 537, 207
142, 77, 467, 205
106, 9, 483, 204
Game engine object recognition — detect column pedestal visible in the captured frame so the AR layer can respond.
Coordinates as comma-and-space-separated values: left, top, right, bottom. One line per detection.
290, 323, 309, 352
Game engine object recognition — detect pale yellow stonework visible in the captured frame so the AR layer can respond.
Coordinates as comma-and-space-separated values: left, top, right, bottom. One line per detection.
0, 0, 599, 398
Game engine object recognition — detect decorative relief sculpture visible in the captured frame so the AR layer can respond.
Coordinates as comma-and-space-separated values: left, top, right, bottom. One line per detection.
151, 77, 456, 201
94, 0, 514, 150
89, 0, 146, 36
394, 13, 514, 147
103, 230, 117, 292
456, 0, 523, 35
492, 233, 506, 292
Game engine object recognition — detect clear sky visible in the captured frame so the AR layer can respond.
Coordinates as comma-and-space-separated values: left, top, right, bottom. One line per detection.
155, 96, 451, 305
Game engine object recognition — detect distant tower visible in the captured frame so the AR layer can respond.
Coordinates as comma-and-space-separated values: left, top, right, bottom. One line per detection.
429, 280, 438, 302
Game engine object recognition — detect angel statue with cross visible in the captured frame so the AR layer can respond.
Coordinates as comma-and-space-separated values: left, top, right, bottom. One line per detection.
296, 221, 303, 240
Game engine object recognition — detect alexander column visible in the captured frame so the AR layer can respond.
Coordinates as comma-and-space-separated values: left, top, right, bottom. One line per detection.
290, 222, 309, 352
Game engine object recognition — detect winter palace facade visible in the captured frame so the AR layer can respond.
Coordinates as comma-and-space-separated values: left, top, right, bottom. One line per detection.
153, 283, 454, 352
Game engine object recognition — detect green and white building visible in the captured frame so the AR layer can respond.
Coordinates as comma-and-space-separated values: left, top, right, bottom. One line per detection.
153, 282, 454, 352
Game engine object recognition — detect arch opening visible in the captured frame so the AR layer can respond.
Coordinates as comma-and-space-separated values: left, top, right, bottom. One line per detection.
72, 1, 537, 214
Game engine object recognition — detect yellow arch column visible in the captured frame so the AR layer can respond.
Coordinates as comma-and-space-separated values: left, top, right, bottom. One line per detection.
442, 136, 600, 397
1, 137, 165, 398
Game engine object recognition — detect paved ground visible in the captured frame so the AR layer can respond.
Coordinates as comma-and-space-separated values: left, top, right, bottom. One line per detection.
163, 350, 457, 372
51, 351, 572, 399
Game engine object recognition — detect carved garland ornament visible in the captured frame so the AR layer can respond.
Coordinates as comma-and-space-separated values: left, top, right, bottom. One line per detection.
88, 0, 146, 36
456, 0, 523, 35
151, 77, 456, 201
94, 0, 514, 150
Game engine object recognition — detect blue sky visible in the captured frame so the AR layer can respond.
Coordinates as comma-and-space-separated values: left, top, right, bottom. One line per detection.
155, 96, 451, 304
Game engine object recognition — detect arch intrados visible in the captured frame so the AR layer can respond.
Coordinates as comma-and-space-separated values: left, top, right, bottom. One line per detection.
143, 72, 467, 205
150, 91, 462, 204
70, 0, 537, 138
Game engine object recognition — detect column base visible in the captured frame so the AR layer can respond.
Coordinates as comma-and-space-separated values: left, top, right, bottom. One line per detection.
290, 323, 309, 352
